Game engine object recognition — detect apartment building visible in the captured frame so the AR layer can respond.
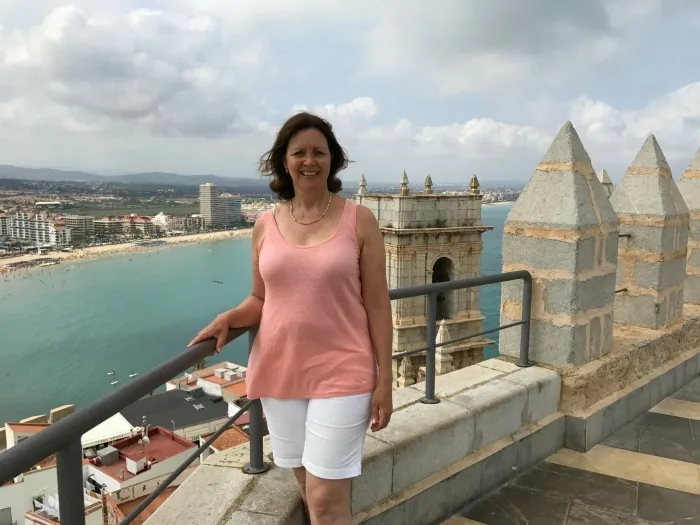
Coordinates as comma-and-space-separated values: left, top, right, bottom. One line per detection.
9, 212, 72, 248
220, 193, 242, 226
57, 215, 95, 245
199, 183, 242, 228
199, 183, 223, 228
0, 213, 11, 239
94, 217, 124, 238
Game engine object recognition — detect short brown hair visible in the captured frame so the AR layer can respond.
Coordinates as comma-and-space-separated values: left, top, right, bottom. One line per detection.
259, 112, 349, 200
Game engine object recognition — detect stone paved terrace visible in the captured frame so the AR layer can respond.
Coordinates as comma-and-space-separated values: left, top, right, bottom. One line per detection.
443, 376, 700, 524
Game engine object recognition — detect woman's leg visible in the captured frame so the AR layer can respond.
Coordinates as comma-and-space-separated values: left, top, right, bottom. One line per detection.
259, 398, 309, 507
302, 394, 372, 525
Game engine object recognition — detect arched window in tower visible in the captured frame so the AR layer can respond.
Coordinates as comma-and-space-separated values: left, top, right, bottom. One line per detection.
432, 257, 454, 320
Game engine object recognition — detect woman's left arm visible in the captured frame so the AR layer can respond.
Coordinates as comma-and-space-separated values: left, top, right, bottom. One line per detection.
357, 205, 394, 431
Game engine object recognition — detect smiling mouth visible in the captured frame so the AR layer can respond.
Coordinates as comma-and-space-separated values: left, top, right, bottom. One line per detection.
300, 171, 319, 176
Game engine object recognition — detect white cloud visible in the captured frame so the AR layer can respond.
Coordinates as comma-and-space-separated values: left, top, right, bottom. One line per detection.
0, 1, 698, 184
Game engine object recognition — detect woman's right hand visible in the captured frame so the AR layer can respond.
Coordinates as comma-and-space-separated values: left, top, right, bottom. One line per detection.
187, 313, 231, 353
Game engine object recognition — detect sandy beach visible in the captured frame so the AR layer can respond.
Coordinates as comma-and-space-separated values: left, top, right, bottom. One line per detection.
0, 228, 253, 273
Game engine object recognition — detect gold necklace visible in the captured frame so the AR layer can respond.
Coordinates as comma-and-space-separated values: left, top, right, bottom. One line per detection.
290, 193, 333, 226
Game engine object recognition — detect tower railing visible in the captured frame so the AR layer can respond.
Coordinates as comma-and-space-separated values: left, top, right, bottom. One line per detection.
0, 271, 532, 525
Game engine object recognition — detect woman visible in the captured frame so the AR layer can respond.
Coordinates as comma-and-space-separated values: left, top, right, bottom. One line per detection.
189, 112, 393, 525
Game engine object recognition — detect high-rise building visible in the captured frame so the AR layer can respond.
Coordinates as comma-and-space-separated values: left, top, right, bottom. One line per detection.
220, 193, 242, 226
199, 184, 241, 228
199, 183, 225, 228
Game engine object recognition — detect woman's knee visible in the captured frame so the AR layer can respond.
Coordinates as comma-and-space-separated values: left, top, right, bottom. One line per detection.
305, 477, 351, 517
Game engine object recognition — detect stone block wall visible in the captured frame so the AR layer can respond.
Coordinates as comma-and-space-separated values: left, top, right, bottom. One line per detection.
678, 148, 700, 305
610, 135, 689, 329
499, 122, 620, 366
359, 193, 482, 229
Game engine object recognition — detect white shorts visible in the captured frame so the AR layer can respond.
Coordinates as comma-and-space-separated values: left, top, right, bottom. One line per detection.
260, 393, 373, 480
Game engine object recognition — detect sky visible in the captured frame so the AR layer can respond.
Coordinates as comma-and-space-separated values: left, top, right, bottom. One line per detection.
1, 1, 700, 185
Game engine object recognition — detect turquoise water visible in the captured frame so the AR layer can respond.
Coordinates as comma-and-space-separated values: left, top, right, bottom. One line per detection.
0, 203, 511, 424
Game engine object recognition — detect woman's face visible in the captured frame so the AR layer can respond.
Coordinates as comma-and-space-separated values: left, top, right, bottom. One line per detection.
284, 128, 331, 193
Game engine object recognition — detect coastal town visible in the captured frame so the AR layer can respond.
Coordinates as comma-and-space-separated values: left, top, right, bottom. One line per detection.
0, 180, 275, 273
0, 174, 520, 274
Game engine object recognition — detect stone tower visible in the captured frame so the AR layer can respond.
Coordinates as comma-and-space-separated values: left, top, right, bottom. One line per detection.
357, 172, 493, 387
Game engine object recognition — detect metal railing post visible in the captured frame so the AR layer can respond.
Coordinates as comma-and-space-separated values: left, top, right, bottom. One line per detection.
56, 439, 86, 525
422, 292, 440, 404
518, 275, 533, 367
243, 328, 269, 475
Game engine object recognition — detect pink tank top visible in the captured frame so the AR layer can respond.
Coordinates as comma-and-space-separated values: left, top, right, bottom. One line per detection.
246, 198, 378, 400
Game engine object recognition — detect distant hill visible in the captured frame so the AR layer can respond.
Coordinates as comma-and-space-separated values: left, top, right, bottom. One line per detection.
0, 164, 269, 189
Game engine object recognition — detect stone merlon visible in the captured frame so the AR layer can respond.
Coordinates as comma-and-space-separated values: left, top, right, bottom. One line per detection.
611, 134, 690, 330
678, 147, 700, 305
499, 121, 620, 366
597, 168, 614, 198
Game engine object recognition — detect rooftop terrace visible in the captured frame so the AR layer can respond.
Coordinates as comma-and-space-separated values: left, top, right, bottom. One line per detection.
1, 120, 700, 524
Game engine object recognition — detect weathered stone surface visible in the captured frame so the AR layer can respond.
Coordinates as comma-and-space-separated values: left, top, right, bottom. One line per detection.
351, 435, 393, 514
678, 147, 700, 304
145, 464, 252, 524
559, 315, 700, 414
371, 399, 475, 492
504, 367, 561, 423
611, 134, 690, 329
598, 169, 614, 198
500, 121, 619, 366
451, 378, 528, 449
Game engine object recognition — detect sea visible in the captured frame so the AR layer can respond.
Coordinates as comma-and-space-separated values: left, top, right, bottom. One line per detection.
0, 203, 512, 424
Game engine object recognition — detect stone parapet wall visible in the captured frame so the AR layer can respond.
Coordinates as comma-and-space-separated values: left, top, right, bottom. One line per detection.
501, 120, 700, 368
144, 361, 562, 525
560, 308, 700, 414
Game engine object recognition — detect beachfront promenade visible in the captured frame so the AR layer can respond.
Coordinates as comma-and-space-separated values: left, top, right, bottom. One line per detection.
2, 120, 700, 524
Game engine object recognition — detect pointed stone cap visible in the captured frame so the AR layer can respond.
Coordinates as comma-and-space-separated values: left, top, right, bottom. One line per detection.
424, 175, 433, 194
399, 170, 410, 196
677, 147, 700, 211
398, 357, 413, 375
506, 121, 618, 229
469, 174, 480, 195
436, 319, 450, 345
358, 173, 367, 196
611, 134, 689, 217
597, 169, 614, 198
627, 135, 671, 175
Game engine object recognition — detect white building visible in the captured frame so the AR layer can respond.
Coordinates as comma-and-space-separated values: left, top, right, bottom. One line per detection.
84, 426, 196, 505
199, 183, 224, 228
9, 213, 72, 248
0, 423, 103, 525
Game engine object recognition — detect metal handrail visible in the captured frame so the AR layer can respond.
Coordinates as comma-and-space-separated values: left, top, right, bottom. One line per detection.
388, 270, 532, 403
0, 326, 263, 525
0, 271, 533, 524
